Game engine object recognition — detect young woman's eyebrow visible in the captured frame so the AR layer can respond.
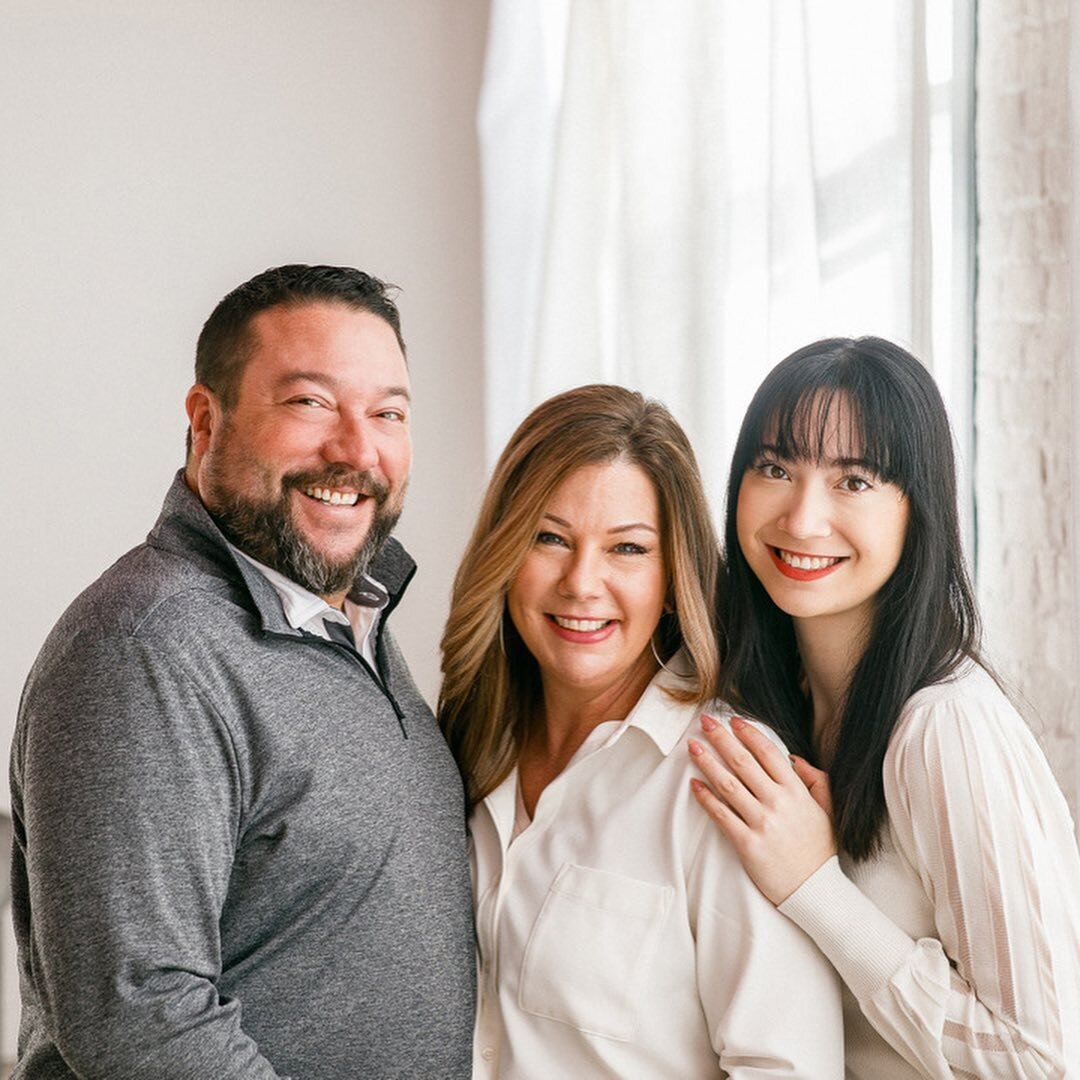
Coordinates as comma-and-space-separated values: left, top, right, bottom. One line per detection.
831, 456, 877, 470
757, 442, 878, 469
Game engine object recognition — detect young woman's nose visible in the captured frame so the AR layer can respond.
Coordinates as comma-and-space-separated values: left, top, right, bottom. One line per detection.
777, 482, 832, 539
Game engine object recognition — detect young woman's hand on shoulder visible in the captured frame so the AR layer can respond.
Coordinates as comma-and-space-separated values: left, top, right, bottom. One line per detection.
690, 715, 837, 905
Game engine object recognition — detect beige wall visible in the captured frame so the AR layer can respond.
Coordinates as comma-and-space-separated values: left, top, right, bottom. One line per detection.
0, 0, 490, 739
0, 2, 489, 1051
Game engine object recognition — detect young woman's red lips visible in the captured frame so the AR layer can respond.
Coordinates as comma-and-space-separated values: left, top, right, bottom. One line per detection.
768, 547, 846, 581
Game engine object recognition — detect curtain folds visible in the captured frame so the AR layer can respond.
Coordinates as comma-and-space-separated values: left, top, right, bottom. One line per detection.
479, 0, 933, 510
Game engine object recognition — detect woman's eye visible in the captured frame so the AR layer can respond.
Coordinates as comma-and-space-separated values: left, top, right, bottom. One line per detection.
613, 542, 648, 555
536, 531, 567, 547
755, 461, 788, 480
839, 475, 872, 493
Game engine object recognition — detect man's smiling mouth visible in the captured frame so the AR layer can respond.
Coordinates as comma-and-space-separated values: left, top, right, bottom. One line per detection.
303, 486, 362, 506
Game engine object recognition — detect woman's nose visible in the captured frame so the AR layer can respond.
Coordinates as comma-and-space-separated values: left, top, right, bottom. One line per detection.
777, 483, 832, 539
558, 547, 603, 599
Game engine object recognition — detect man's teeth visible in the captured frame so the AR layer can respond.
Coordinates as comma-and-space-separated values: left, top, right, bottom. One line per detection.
553, 616, 609, 632
304, 486, 360, 506
778, 549, 841, 571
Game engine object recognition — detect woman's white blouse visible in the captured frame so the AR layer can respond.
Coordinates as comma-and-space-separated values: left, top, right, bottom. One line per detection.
470, 668, 844, 1078
779, 663, 1080, 1078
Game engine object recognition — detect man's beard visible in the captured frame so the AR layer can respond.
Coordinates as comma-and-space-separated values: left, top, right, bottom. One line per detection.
206, 465, 404, 598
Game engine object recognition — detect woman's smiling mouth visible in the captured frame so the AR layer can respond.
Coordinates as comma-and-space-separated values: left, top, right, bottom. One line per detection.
545, 613, 618, 641
769, 547, 846, 580
550, 615, 611, 632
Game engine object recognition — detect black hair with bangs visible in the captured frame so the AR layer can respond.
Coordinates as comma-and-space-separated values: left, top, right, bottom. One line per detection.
719, 336, 982, 860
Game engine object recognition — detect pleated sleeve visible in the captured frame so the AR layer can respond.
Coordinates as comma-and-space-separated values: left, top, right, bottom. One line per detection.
780, 666, 1080, 1078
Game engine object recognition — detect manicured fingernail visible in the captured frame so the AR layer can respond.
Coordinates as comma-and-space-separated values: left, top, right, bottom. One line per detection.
688, 738, 704, 756
690, 778, 704, 792
730, 716, 747, 731
700, 714, 718, 732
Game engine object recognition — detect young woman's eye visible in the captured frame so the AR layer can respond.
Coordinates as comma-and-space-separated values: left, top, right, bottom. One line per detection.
839, 475, 872, 493
612, 541, 648, 555
753, 460, 789, 481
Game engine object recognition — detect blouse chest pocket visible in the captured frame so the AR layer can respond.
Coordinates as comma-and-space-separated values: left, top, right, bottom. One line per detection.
518, 862, 674, 1041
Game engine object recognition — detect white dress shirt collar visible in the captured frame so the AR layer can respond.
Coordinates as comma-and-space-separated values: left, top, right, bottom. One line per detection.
230, 546, 386, 666
490, 659, 698, 846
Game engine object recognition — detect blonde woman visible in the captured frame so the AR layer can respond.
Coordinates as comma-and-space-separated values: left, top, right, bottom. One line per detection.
440, 384, 843, 1078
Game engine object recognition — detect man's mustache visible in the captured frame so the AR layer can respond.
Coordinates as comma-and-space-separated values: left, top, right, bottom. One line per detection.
283, 468, 390, 506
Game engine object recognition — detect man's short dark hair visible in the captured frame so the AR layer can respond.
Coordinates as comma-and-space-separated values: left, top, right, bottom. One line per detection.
195, 264, 406, 410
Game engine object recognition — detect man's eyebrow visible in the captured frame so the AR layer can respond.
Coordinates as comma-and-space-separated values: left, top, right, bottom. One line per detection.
542, 512, 659, 535
273, 371, 411, 401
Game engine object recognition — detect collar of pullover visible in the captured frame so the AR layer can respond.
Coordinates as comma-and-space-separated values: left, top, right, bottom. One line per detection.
147, 470, 416, 640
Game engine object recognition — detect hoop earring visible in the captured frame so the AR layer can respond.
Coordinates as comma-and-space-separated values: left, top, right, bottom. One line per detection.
650, 631, 676, 674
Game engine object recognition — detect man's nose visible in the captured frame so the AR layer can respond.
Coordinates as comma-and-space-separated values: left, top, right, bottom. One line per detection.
322, 412, 380, 472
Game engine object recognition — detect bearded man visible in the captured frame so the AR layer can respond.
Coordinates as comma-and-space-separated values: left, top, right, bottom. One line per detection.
9, 265, 475, 1079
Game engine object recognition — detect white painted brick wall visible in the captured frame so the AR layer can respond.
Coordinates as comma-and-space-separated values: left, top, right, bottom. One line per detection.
975, 0, 1078, 827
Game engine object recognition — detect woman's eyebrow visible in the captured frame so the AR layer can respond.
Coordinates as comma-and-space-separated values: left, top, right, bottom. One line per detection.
541, 512, 658, 535
757, 441, 877, 468
830, 455, 877, 469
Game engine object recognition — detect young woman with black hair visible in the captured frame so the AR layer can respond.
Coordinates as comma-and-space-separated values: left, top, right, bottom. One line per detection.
689, 337, 1080, 1078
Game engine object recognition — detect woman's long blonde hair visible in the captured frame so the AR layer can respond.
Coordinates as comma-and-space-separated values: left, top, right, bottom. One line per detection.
438, 384, 722, 808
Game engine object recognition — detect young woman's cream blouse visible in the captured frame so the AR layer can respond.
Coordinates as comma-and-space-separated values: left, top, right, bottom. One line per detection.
779, 663, 1080, 1078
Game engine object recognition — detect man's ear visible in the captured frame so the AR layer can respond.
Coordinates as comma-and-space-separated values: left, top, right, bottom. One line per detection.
185, 384, 221, 459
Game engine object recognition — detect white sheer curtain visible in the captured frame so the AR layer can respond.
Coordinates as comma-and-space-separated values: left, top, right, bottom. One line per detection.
479, 0, 962, 512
